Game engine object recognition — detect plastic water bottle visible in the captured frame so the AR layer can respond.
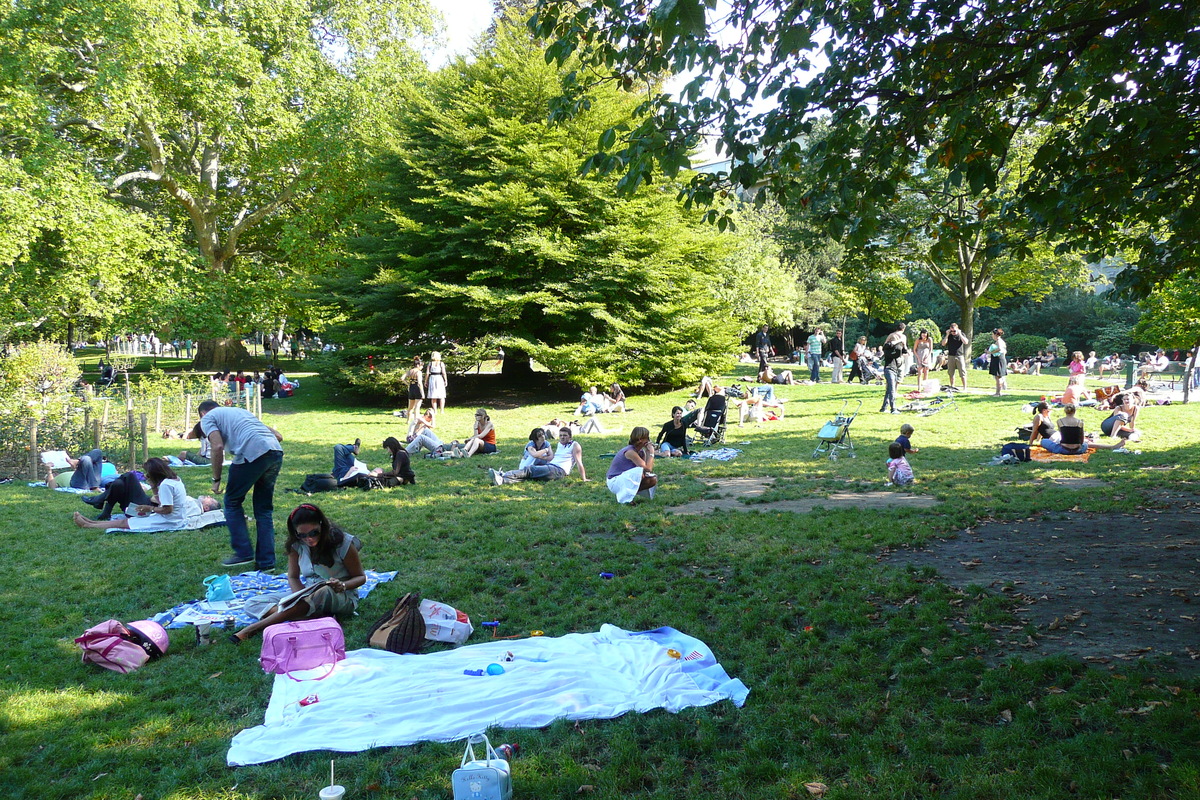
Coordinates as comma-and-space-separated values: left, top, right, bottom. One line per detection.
496, 743, 519, 761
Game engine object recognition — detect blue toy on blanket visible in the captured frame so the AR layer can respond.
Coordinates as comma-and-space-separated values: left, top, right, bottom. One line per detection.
153, 569, 398, 629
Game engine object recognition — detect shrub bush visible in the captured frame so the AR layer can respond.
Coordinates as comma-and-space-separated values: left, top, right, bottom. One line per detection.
1005, 334, 1049, 360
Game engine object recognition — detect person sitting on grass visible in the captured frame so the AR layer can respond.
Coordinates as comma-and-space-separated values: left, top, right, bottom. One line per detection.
179, 421, 211, 465
405, 409, 444, 456
1027, 402, 1058, 449
606, 426, 657, 504
886, 441, 914, 486
1040, 404, 1127, 454
576, 386, 610, 416
488, 427, 588, 485
1059, 375, 1094, 407
604, 383, 627, 413
519, 427, 553, 469
452, 409, 496, 457
373, 437, 416, 486
228, 504, 365, 644
896, 423, 919, 454
73, 457, 218, 531
1100, 395, 1140, 443
656, 406, 692, 457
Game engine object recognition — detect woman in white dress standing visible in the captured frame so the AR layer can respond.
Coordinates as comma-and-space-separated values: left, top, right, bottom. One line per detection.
426, 351, 448, 419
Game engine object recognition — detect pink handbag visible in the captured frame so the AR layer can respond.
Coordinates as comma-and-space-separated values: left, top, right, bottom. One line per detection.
260, 618, 345, 680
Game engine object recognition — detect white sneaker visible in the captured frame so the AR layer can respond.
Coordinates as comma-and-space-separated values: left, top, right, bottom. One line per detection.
490, 468, 503, 486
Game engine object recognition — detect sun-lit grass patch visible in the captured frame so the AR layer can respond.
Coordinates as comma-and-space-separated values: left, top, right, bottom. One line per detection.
3, 361, 1198, 798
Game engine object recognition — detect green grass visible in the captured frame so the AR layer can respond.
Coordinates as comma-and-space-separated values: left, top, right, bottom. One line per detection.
2, 364, 1198, 799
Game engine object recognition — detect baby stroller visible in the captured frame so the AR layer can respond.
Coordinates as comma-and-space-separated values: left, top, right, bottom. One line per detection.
858, 358, 883, 384
691, 394, 728, 447
812, 400, 862, 460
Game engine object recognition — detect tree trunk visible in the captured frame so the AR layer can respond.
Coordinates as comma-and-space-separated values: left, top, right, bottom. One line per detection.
500, 346, 536, 384
960, 304, 975, 353
192, 337, 256, 371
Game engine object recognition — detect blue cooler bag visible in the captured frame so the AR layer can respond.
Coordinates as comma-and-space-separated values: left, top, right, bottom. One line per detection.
452, 734, 511, 800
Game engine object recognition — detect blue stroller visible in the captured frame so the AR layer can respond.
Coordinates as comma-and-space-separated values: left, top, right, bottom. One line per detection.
812, 400, 862, 460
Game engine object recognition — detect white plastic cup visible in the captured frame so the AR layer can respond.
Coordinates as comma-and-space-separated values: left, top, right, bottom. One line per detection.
195, 622, 212, 646
319, 785, 345, 800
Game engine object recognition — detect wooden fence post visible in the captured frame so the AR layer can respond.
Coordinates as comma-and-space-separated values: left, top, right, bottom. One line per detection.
102, 398, 110, 428
127, 407, 137, 471
92, 419, 102, 453
83, 408, 91, 447
140, 413, 149, 463
154, 396, 162, 435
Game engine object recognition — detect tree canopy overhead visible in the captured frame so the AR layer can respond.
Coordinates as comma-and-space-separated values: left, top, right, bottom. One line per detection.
531, 0, 1200, 272
1, 0, 434, 360
329, 18, 776, 387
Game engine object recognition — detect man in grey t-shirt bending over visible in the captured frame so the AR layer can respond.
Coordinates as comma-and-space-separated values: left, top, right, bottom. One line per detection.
199, 400, 284, 570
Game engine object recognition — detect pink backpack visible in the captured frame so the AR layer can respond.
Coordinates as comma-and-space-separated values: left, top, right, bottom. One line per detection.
260, 618, 345, 680
75, 619, 169, 674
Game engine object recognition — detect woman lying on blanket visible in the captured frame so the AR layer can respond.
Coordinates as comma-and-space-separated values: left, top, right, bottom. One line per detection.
73, 458, 218, 530
229, 504, 365, 644
43, 448, 110, 491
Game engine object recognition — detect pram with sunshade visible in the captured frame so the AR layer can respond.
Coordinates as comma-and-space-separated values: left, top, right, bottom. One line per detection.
812, 400, 862, 460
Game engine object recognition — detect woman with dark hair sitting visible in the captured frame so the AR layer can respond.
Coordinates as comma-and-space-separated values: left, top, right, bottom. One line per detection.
656, 406, 692, 457
228, 504, 365, 643
374, 437, 416, 485
73, 457, 217, 530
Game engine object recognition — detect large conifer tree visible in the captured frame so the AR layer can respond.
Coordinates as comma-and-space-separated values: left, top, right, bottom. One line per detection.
330, 19, 749, 387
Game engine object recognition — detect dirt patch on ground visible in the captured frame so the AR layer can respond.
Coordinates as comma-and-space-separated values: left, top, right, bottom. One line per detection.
883, 497, 1200, 674
667, 477, 940, 516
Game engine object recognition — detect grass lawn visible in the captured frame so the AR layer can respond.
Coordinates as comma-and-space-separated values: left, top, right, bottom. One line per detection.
3, 362, 1198, 799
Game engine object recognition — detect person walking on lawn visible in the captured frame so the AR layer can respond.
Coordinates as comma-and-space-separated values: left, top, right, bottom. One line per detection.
198, 399, 284, 570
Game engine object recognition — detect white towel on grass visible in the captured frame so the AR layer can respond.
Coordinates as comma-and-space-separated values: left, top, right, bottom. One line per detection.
227, 624, 748, 766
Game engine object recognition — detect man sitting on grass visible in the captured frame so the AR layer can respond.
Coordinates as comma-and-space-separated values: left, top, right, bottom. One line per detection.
488, 427, 589, 485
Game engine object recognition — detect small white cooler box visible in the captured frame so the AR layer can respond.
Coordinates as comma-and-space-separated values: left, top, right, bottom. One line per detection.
452, 734, 512, 800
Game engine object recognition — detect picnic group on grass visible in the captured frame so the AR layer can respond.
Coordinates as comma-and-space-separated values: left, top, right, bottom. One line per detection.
45, 325, 1180, 649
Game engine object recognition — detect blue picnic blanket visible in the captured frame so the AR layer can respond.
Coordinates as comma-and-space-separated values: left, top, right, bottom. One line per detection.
153, 569, 398, 629
689, 448, 742, 462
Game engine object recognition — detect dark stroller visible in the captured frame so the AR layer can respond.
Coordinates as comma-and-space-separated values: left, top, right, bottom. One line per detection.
691, 394, 728, 447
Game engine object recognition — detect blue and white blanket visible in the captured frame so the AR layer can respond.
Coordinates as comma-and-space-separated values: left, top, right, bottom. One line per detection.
689, 447, 742, 462
153, 569, 398, 629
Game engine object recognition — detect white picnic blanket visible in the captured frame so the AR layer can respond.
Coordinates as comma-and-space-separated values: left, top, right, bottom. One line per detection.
227, 624, 748, 766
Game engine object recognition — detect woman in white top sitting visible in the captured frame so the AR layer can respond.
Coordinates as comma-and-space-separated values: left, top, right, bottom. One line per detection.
73, 458, 215, 531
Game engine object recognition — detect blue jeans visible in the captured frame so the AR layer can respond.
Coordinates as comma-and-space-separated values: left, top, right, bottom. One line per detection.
1040, 441, 1086, 455
69, 449, 104, 490
807, 353, 821, 382
224, 450, 283, 569
504, 464, 565, 482
332, 443, 356, 481
881, 366, 899, 411
752, 386, 776, 401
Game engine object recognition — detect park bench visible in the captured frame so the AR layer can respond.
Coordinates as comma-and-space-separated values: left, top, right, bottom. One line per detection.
1144, 361, 1189, 390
